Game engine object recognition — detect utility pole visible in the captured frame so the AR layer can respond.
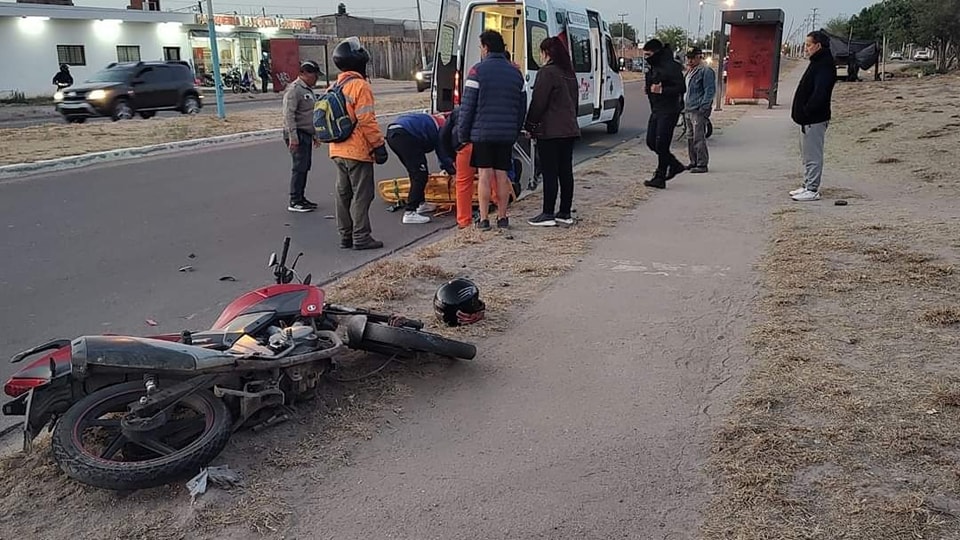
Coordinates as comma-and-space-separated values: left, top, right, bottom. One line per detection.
643, 0, 648, 44
617, 12, 629, 59
697, 1, 704, 43
204, 0, 225, 118
810, 7, 819, 32
655, 17, 658, 34
415, 0, 428, 74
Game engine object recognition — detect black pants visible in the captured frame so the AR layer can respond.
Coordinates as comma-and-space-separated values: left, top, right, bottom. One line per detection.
538, 137, 576, 216
386, 127, 429, 212
261, 76, 269, 93
285, 130, 313, 202
646, 111, 683, 176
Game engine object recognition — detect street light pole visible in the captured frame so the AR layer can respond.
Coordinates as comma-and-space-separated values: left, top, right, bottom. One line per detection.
643, 0, 648, 47
204, 0, 225, 119
415, 0, 428, 74
617, 12, 628, 59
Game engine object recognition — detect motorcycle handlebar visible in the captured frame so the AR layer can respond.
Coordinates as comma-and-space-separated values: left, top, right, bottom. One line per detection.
279, 237, 291, 269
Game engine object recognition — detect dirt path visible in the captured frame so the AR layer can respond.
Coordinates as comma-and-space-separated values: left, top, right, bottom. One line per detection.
264, 86, 803, 540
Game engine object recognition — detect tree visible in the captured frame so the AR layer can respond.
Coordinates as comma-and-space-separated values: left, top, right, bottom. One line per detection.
825, 15, 851, 37
654, 26, 690, 53
910, 0, 960, 72
609, 22, 637, 43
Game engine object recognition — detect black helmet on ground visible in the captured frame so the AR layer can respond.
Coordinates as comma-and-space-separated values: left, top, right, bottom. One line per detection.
333, 36, 370, 78
434, 278, 485, 327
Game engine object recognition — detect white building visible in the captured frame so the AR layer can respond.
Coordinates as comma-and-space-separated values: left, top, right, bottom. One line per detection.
0, 2, 192, 97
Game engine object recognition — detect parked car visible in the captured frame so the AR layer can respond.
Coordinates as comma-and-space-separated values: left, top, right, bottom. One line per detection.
890, 50, 903, 61
54, 61, 203, 123
415, 62, 433, 92
914, 48, 933, 61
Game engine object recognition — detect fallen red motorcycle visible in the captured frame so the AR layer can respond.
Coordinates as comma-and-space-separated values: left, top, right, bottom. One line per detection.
2, 237, 476, 490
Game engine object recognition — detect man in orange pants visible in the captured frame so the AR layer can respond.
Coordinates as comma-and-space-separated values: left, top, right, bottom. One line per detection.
441, 108, 501, 228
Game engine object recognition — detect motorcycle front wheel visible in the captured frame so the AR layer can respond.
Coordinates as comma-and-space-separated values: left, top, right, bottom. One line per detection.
51, 381, 232, 491
352, 321, 477, 360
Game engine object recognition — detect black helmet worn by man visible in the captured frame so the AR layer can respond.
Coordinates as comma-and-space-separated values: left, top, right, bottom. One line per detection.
332, 36, 370, 79
434, 278, 485, 327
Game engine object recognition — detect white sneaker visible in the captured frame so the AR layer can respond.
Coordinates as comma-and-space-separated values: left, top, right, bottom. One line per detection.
789, 186, 807, 196
791, 189, 821, 202
417, 202, 437, 214
403, 211, 431, 224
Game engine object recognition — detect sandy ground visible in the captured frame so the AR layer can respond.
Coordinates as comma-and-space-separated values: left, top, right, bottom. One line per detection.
0, 92, 430, 166
703, 72, 960, 538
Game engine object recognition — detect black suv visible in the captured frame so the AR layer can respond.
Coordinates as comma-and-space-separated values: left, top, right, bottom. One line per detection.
55, 61, 203, 123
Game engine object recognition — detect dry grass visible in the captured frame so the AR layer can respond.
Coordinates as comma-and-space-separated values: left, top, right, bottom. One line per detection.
704, 72, 960, 539
826, 71, 960, 190
920, 307, 960, 327
0, 92, 430, 166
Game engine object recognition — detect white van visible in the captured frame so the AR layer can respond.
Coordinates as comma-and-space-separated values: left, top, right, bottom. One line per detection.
430, 0, 626, 194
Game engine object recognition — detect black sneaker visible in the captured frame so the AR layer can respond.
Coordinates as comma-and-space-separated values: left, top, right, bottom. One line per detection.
690, 166, 709, 174
301, 198, 319, 209
353, 239, 384, 250
644, 177, 667, 189
476, 219, 491, 231
664, 165, 686, 181
288, 201, 314, 213
339, 238, 353, 249
496, 217, 510, 230
555, 213, 574, 225
528, 213, 556, 227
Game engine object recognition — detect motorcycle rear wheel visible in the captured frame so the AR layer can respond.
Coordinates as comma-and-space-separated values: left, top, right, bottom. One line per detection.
51, 381, 232, 491
354, 322, 477, 360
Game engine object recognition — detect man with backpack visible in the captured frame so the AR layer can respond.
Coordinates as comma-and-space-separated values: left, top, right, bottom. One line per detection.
324, 37, 388, 250
281, 60, 321, 213
386, 112, 456, 225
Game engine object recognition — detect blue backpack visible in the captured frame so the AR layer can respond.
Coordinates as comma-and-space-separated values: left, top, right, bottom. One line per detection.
313, 75, 359, 143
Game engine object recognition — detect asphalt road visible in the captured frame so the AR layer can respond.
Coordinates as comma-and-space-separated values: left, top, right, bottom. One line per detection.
0, 88, 413, 129
0, 81, 649, 434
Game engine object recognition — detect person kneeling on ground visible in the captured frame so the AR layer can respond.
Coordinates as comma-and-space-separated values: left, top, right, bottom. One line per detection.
439, 107, 504, 229
328, 37, 389, 250
386, 112, 456, 225
525, 36, 580, 227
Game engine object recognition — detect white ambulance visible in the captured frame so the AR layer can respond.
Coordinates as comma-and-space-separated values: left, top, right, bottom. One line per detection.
430, 0, 626, 194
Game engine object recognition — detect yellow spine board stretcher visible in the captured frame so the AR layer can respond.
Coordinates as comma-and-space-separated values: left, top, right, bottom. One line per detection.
376, 174, 517, 206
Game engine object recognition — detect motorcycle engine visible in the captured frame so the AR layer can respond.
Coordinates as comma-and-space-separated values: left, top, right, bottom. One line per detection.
266, 323, 318, 352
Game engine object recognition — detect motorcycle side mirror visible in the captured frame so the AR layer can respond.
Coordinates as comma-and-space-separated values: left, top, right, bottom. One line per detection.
291, 252, 303, 270
268, 253, 278, 267
303, 273, 312, 285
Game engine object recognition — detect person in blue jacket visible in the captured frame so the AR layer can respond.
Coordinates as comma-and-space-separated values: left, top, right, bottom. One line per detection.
458, 29, 527, 230
386, 112, 456, 224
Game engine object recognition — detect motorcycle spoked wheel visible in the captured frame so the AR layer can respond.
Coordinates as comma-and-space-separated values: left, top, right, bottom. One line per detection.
355, 322, 477, 360
51, 381, 233, 491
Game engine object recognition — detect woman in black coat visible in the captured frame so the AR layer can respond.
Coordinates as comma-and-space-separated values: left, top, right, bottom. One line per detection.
524, 37, 581, 227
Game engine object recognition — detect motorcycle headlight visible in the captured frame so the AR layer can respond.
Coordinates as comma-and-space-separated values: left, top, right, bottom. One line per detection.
54, 91, 64, 102
88, 89, 108, 101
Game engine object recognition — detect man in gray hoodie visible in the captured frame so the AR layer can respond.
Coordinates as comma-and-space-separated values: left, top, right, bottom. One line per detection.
683, 47, 716, 173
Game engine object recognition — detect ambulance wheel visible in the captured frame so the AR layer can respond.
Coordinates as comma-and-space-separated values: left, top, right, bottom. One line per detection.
606, 100, 623, 134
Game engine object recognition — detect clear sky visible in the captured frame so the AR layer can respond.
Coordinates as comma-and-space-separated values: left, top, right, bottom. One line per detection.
83, 0, 878, 37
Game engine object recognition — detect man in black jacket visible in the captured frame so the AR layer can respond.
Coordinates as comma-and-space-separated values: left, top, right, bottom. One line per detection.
790, 31, 837, 202
641, 39, 687, 189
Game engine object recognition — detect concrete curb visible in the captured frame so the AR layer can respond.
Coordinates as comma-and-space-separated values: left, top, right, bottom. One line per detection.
0, 107, 427, 182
